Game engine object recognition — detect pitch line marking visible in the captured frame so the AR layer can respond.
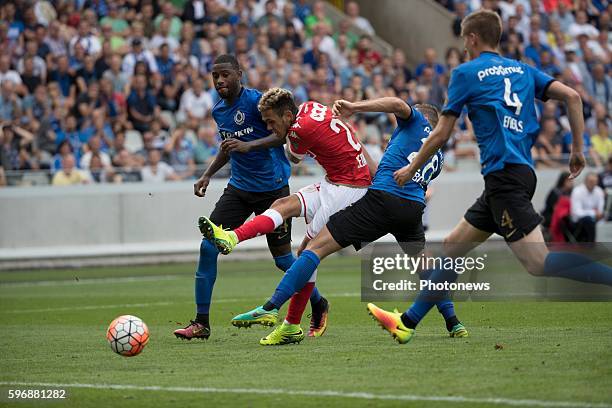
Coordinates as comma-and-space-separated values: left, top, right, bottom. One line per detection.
0, 381, 610, 408
0, 275, 181, 288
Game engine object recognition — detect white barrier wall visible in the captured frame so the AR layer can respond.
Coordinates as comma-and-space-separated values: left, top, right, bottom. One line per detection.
0, 170, 569, 264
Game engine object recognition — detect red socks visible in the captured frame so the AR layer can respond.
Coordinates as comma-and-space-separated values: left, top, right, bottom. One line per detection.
234, 214, 276, 242
285, 282, 315, 324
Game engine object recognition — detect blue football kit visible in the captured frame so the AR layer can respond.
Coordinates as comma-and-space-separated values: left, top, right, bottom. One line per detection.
211, 87, 290, 192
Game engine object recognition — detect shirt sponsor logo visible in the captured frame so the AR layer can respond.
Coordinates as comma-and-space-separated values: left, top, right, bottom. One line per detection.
220, 127, 254, 140
477, 65, 524, 81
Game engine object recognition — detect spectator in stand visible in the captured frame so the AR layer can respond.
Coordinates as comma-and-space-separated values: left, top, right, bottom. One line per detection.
48, 55, 76, 99
155, 44, 175, 83
345, 1, 375, 35
69, 20, 101, 57
51, 154, 89, 185
164, 126, 196, 180
127, 74, 158, 133
112, 148, 142, 183
591, 120, 611, 164
150, 18, 180, 54
178, 75, 213, 129
589, 63, 611, 114
20, 57, 42, 95
140, 148, 178, 182
569, 10, 600, 39
0, 81, 22, 122
305, 1, 332, 37
0, 55, 23, 88
415, 48, 445, 79
154, 2, 183, 41
356, 35, 381, 66
570, 172, 605, 242
99, 3, 130, 37
80, 135, 111, 170
542, 171, 574, 232
193, 124, 219, 167
75, 54, 99, 93
121, 38, 158, 77
17, 40, 47, 83
599, 157, 612, 190
55, 114, 85, 160
283, 70, 308, 104
103, 54, 129, 95
525, 31, 553, 68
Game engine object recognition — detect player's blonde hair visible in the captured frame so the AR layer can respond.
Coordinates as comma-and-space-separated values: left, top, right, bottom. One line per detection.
258, 87, 298, 116
414, 104, 440, 128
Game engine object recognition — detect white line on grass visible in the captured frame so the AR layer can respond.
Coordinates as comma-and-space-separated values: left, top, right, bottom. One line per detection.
0, 381, 609, 408
0, 293, 360, 314
0, 275, 181, 288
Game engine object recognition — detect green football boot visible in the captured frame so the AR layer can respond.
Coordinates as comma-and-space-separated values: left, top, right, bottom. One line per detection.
231, 305, 278, 328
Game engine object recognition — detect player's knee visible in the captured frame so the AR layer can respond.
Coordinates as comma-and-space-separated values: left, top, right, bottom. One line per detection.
271, 196, 299, 218
524, 260, 545, 276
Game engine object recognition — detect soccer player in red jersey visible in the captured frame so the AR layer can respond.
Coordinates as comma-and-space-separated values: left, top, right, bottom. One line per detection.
200, 88, 376, 341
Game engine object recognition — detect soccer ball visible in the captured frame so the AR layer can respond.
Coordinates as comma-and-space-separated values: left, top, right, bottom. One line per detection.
106, 315, 149, 357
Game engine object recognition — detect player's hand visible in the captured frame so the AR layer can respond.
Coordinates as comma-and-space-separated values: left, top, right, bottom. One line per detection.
332, 99, 355, 118
221, 139, 251, 154
194, 175, 211, 197
393, 165, 415, 187
568, 151, 586, 180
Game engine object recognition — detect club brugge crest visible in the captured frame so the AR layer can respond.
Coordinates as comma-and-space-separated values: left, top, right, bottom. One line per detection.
234, 110, 245, 125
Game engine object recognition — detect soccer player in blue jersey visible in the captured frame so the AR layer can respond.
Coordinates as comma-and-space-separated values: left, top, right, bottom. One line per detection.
235, 97, 467, 345
389, 10, 612, 336
173, 54, 328, 340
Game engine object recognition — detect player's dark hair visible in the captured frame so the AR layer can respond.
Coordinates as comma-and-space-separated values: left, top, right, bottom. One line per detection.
555, 171, 571, 189
414, 104, 441, 129
461, 9, 502, 48
213, 54, 240, 71
258, 87, 298, 116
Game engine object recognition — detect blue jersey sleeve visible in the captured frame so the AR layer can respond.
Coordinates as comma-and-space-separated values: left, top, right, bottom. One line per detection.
442, 68, 471, 116
525, 64, 555, 101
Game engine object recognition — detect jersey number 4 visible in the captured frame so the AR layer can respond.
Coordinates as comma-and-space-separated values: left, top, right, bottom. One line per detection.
504, 78, 523, 115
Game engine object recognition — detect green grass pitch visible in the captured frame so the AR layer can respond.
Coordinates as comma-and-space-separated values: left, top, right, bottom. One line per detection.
1, 256, 611, 408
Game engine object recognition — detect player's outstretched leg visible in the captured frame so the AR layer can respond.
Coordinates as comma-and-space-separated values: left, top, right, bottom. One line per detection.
198, 216, 238, 255
231, 305, 278, 328
201, 196, 301, 255
367, 303, 414, 344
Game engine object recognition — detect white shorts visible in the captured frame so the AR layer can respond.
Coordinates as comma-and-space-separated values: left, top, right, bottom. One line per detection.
295, 178, 368, 240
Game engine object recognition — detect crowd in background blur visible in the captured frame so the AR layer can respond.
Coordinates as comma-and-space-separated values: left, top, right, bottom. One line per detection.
0, 0, 609, 188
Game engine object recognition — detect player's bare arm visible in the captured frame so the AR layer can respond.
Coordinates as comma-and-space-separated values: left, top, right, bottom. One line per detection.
544, 81, 586, 179
221, 132, 285, 154
333, 97, 412, 119
194, 149, 229, 197
359, 140, 378, 177
393, 114, 456, 186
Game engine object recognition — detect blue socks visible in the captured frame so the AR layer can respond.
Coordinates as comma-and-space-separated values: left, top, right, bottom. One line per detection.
274, 252, 322, 305
403, 264, 460, 328
195, 239, 219, 314
269, 250, 320, 309
543, 251, 612, 286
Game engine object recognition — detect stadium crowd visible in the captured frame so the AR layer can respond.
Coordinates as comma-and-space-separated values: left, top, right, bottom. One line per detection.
0, 0, 609, 187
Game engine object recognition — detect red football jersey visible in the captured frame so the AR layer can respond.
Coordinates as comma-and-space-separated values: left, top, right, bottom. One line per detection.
286, 101, 371, 187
